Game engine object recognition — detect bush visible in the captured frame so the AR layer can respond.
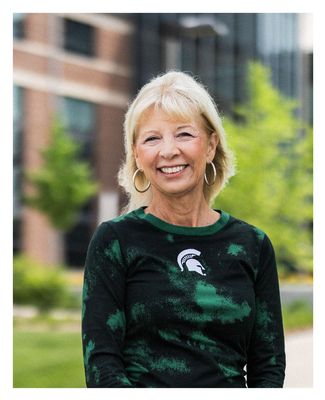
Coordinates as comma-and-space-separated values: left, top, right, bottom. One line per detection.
13, 255, 73, 311
282, 300, 313, 331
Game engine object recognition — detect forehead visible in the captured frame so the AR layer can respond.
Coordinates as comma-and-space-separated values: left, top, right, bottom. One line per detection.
137, 106, 204, 131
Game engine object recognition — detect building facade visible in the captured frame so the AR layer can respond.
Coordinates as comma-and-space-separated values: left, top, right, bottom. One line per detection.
13, 13, 135, 266
13, 13, 312, 267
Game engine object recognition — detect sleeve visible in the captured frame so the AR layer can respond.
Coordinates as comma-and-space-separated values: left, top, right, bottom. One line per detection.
246, 234, 286, 388
81, 222, 133, 388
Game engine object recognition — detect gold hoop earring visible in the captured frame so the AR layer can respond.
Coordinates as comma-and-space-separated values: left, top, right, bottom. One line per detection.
204, 161, 217, 186
132, 169, 151, 193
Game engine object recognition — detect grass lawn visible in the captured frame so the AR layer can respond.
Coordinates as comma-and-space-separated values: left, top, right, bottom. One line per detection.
13, 329, 85, 388
13, 298, 313, 388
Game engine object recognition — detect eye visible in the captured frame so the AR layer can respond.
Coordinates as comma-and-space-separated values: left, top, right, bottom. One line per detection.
144, 136, 159, 143
177, 132, 193, 138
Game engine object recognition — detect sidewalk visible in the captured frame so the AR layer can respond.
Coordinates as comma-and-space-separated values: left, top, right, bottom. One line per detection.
284, 329, 313, 387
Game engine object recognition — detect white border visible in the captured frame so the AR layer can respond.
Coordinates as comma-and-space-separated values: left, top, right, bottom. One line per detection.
2, 1, 323, 400
7, 0, 321, 13
1, 4, 13, 398
312, 5, 324, 394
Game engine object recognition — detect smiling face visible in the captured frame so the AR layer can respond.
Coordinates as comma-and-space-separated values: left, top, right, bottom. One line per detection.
133, 106, 218, 202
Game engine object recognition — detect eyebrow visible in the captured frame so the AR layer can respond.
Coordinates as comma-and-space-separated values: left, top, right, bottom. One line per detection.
142, 130, 160, 135
176, 125, 195, 130
142, 125, 196, 134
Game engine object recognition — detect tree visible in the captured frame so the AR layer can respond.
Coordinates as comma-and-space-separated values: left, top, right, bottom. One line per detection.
24, 117, 98, 263
215, 62, 313, 275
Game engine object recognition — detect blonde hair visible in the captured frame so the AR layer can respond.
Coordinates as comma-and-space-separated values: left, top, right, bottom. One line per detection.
118, 70, 235, 213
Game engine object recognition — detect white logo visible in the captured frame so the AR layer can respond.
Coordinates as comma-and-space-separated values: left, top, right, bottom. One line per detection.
177, 249, 206, 276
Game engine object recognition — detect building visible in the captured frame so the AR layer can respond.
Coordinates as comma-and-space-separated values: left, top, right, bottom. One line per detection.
13, 13, 135, 266
13, 13, 313, 268
135, 14, 313, 120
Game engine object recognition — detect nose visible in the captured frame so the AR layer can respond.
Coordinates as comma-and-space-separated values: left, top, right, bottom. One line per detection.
159, 137, 180, 159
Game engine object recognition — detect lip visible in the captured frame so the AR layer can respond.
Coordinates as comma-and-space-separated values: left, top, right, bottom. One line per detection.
157, 164, 188, 169
157, 164, 189, 176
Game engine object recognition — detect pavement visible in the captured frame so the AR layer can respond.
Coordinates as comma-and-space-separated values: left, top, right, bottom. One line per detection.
284, 329, 313, 387
280, 283, 313, 306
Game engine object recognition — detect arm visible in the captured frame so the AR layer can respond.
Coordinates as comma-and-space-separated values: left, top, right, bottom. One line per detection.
82, 222, 133, 387
246, 234, 286, 388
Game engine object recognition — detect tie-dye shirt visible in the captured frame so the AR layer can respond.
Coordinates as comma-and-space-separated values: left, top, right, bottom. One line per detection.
82, 207, 285, 388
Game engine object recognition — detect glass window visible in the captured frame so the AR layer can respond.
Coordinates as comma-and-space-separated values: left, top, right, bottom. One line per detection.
64, 220, 93, 267
13, 13, 25, 40
162, 37, 182, 71
13, 219, 22, 255
61, 97, 96, 159
59, 96, 96, 268
13, 85, 23, 253
13, 168, 22, 218
181, 36, 197, 74
62, 97, 95, 136
63, 18, 95, 57
13, 86, 23, 162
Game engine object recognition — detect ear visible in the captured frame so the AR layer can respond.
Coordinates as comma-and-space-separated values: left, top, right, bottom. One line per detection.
132, 144, 142, 170
207, 132, 219, 162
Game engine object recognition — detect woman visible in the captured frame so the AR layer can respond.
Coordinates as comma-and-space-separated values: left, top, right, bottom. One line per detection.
82, 71, 286, 388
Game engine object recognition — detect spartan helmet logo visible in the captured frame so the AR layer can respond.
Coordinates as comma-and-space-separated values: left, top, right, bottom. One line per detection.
177, 249, 206, 276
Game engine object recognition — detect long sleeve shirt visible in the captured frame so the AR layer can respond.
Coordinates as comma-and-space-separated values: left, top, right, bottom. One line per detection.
82, 207, 285, 388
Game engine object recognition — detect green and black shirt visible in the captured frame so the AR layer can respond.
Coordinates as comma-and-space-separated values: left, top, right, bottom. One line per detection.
82, 207, 285, 388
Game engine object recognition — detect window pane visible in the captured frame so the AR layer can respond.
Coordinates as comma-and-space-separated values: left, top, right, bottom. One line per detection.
13, 219, 22, 254
61, 96, 96, 158
13, 85, 23, 253
64, 220, 93, 267
162, 37, 182, 70
13, 13, 25, 39
13, 86, 23, 161
63, 18, 95, 57
61, 97, 96, 143
13, 167, 22, 218
59, 96, 96, 267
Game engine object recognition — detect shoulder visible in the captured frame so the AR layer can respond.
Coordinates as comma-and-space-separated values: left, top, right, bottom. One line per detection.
93, 208, 142, 236
89, 208, 148, 249
223, 213, 276, 278
104, 208, 143, 230
224, 211, 267, 243
222, 211, 275, 261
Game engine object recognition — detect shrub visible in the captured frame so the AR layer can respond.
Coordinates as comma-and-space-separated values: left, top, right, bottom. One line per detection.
282, 300, 313, 331
13, 255, 73, 311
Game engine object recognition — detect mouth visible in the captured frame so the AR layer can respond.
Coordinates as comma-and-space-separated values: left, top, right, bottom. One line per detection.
158, 164, 188, 175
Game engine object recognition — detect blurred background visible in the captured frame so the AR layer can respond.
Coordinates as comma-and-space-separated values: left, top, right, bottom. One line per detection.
13, 13, 313, 388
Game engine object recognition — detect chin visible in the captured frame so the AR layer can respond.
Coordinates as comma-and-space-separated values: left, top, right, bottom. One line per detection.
156, 183, 198, 197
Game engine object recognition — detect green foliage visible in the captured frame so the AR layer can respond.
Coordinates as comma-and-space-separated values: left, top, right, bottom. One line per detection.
282, 300, 313, 331
216, 62, 313, 273
24, 117, 98, 230
13, 255, 74, 311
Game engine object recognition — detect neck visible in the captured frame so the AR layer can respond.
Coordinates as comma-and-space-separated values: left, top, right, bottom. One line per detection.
146, 192, 219, 227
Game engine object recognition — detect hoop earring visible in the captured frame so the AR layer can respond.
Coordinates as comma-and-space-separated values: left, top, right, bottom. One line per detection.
204, 161, 217, 186
132, 169, 151, 193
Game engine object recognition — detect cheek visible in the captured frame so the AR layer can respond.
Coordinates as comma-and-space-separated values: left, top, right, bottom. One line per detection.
136, 147, 157, 167
188, 143, 209, 173
187, 141, 208, 159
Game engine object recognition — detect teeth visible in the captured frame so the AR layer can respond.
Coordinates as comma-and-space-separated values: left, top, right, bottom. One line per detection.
161, 165, 186, 174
